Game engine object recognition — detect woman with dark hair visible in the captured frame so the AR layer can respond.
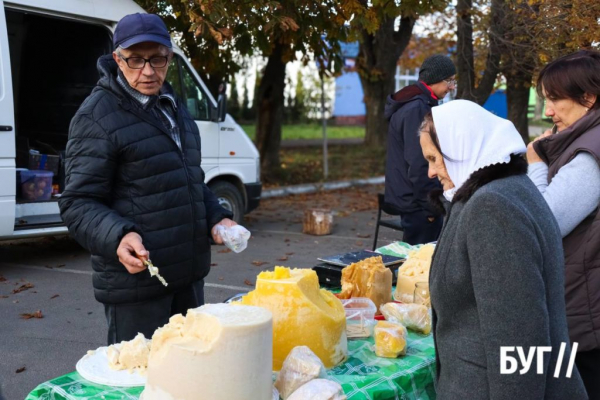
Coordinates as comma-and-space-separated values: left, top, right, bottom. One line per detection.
527, 49, 600, 399
422, 100, 587, 399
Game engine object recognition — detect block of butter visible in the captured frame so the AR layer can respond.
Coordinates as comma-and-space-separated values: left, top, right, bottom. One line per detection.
142, 304, 273, 400
393, 244, 435, 303
241, 267, 347, 370
338, 256, 392, 314
374, 320, 407, 358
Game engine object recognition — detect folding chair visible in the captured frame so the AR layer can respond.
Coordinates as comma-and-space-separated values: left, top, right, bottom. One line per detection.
372, 193, 404, 250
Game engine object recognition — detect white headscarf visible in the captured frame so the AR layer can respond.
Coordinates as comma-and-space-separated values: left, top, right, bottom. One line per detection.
431, 100, 527, 201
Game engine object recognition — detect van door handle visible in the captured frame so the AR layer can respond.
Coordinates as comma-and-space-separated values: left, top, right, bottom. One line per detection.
0, 126, 13, 131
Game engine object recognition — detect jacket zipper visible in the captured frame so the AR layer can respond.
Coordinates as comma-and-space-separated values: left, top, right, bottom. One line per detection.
122, 99, 198, 242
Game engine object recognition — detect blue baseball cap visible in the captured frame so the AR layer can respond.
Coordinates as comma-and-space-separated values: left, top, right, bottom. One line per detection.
113, 13, 172, 50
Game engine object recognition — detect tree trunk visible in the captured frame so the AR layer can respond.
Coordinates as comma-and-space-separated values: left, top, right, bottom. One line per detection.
255, 43, 286, 181
358, 16, 415, 147
456, 0, 504, 105
506, 73, 532, 144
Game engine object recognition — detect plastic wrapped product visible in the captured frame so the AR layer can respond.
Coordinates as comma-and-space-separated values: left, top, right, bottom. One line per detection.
338, 256, 392, 314
275, 346, 327, 399
380, 303, 431, 335
273, 387, 280, 400
287, 379, 346, 400
374, 321, 407, 358
341, 298, 377, 339
215, 225, 251, 253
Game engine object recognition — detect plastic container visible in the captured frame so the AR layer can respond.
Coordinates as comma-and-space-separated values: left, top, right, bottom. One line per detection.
340, 297, 377, 338
20, 170, 53, 202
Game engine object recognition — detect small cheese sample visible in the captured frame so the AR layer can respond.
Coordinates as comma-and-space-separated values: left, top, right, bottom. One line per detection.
275, 346, 327, 399
374, 321, 407, 358
241, 267, 347, 370
106, 333, 151, 374
380, 302, 431, 335
142, 304, 273, 400
394, 244, 435, 303
287, 379, 347, 400
338, 256, 392, 314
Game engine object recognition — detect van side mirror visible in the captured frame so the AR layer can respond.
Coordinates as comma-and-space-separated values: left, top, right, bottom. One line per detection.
214, 83, 227, 122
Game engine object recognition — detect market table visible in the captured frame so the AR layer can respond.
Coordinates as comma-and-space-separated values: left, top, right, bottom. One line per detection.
26, 331, 436, 400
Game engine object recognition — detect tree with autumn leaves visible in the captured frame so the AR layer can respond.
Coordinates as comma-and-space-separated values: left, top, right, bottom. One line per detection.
134, 0, 451, 179
135, 0, 599, 179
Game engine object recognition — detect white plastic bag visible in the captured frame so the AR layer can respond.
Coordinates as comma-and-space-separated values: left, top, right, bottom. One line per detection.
275, 346, 327, 399
287, 379, 346, 400
216, 225, 251, 253
380, 302, 431, 335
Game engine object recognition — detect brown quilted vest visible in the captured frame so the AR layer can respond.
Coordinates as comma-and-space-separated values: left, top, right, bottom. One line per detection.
534, 108, 600, 352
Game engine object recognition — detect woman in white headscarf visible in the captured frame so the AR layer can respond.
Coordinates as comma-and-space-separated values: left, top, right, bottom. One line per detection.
421, 100, 587, 400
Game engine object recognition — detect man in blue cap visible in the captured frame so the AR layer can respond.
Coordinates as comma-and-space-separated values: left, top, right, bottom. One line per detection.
59, 13, 238, 344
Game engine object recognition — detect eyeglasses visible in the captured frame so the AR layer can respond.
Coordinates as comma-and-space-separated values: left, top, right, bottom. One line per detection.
444, 78, 457, 87
119, 55, 169, 69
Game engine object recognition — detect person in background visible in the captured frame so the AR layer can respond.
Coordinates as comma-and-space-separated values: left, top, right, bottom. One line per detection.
422, 100, 587, 399
384, 54, 456, 245
59, 13, 237, 345
527, 49, 600, 400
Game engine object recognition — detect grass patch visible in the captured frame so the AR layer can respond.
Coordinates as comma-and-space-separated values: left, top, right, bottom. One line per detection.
264, 144, 386, 187
241, 123, 365, 141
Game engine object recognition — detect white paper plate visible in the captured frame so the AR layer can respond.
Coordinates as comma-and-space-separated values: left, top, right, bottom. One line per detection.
76, 346, 146, 387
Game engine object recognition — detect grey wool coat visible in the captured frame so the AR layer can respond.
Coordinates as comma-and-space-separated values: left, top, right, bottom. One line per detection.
430, 162, 588, 399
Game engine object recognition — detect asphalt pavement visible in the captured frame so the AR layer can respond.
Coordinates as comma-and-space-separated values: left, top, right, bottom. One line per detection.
0, 184, 403, 400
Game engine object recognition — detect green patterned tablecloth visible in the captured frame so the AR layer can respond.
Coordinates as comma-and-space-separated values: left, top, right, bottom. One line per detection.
26, 332, 435, 400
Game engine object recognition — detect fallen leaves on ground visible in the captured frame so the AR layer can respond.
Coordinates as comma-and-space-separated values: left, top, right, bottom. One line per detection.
50, 294, 59, 299
210, 263, 218, 267
251, 261, 268, 267
277, 256, 289, 261
0, 275, 7, 282
244, 279, 254, 286
356, 233, 371, 238
0, 295, 8, 299
20, 310, 43, 319
16, 367, 26, 373
56, 264, 65, 268
12, 283, 34, 294
218, 277, 224, 281
286, 252, 295, 256
218, 248, 232, 254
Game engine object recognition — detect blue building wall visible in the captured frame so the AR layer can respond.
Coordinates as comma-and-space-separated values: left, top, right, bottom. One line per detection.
333, 71, 366, 117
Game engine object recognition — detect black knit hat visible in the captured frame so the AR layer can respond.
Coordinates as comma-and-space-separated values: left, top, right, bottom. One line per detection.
419, 55, 456, 85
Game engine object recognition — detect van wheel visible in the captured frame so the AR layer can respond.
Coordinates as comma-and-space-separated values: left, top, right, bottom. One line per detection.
210, 181, 244, 224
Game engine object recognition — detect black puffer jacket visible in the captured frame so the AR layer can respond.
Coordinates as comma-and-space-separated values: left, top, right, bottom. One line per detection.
59, 55, 232, 305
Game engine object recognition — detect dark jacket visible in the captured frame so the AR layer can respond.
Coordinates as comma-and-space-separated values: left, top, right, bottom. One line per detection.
384, 82, 441, 215
59, 55, 232, 305
534, 108, 600, 352
430, 158, 587, 399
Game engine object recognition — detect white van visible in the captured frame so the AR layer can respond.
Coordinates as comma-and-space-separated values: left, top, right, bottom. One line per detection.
0, 0, 261, 240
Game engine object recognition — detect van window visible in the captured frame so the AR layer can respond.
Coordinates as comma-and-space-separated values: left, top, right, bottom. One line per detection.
166, 55, 210, 121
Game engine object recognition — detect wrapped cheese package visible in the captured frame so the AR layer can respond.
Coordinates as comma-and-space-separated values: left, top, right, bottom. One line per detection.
241, 267, 347, 370
374, 321, 407, 358
393, 244, 434, 303
380, 303, 431, 335
287, 379, 347, 400
338, 256, 392, 314
275, 346, 327, 399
